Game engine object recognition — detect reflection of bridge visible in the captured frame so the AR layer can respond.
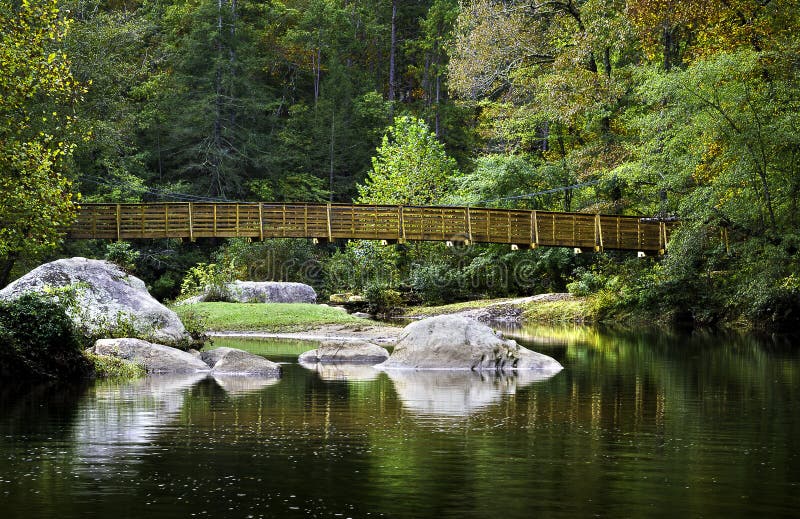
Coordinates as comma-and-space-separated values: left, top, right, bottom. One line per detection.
69, 203, 674, 254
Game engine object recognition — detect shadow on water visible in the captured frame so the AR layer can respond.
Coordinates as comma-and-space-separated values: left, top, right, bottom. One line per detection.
0, 380, 89, 439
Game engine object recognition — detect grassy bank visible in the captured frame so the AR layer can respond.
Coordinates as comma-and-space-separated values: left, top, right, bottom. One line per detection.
402, 298, 516, 316
519, 298, 595, 324
404, 296, 596, 324
173, 302, 371, 332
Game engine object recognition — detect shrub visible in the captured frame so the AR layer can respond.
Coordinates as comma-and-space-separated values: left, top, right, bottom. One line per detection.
180, 262, 233, 301
104, 241, 141, 273
178, 308, 211, 346
83, 351, 145, 379
0, 293, 91, 379
364, 283, 404, 315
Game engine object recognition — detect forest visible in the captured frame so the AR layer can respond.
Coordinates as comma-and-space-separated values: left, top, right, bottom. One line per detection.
1, 0, 799, 331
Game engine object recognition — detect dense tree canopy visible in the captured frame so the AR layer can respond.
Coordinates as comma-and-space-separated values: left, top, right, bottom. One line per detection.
1, 0, 799, 327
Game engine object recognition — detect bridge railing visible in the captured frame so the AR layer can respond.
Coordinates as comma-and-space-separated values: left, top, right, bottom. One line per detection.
68, 202, 674, 253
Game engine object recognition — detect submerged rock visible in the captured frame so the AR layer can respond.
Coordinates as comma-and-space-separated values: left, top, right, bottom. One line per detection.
298, 339, 389, 365
0, 258, 191, 347
378, 314, 562, 372
92, 338, 210, 374
201, 347, 282, 376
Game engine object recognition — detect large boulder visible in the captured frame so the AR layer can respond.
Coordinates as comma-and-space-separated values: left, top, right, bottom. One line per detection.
223, 281, 316, 303
200, 347, 282, 376
92, 338, 210, 374
0, 258, 191, 347
378, 315, 563, 372
298, 339, 389, 365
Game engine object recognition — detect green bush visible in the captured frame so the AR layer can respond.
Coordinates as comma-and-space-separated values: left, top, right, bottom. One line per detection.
364, 283, 404, 315
83, 351, 145, 379
180, 262, 234, 301
0, 293, 91, 379
104, 241, 141, 273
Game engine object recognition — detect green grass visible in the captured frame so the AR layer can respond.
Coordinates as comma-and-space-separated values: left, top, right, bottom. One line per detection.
84, 351, 146, 379
520, 299, 594, 323
173, 302, 370, 332
402, 298, 515, 316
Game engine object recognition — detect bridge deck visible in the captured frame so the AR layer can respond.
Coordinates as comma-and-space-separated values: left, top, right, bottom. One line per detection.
68, 203, 673, 253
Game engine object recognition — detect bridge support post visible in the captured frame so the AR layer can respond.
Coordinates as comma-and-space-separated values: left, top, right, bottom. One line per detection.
326, 203, 333, 241
115, 204, 121, 242
259, 203, 264, 241
594, 214, 604, 252
188, 202, 194, 242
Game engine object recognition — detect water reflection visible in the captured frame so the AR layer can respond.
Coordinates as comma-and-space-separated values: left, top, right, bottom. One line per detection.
1, 329, 799, 519
385, 369, 559, 418
71, 374, 206, 472
211, 375, 281, 395
299, 361, 381, 381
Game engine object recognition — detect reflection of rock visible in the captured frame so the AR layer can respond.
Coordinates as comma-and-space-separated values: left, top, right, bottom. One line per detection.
0, 258, 191, 346
93, 338, 210, 374
201, 347, 282, 376
379, 315, 562, 372
299, 361, 381, 381
298, 340, 389, 365
386, 369, 557, 417
71, 374, 206, 472
212, 375, 280, 395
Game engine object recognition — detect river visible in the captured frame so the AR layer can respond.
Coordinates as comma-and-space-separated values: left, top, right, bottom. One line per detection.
1, 326, 798, 518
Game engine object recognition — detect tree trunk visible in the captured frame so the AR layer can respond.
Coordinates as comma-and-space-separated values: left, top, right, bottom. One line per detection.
212, 0, 225, 196
663, 25, 673, 71
329, 112, 335, 202
0, 253, 18, 289
388, 0, 397, 107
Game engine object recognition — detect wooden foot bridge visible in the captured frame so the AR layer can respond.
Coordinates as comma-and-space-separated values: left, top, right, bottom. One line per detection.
69, 203, 674, 254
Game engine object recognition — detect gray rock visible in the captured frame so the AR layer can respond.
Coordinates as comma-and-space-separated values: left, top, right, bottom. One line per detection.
298, 339, 389, 365
0, 258, 191, 347
377, 315, 563, 372
93, 338, 210, 374
201, 347, 282, 376
224, 281, 316, 303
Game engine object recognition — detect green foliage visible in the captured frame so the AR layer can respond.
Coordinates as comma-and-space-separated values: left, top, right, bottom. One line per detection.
0, 293, 91, 379
180, 263, 233, 301
83, 351, 145, 379
175, 308, 211, 346
104, 242, 140, 273
357, 116, 460, 205
363, 283, 404, 316
0, 0, 85, 284
323, 240, 402, 296
214, 238, 323, 287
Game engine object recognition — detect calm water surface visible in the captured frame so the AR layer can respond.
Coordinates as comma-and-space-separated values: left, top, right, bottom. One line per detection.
1, 328, 799, 518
